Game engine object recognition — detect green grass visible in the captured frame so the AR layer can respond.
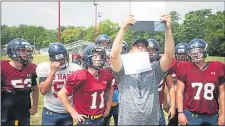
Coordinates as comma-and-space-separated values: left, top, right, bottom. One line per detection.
1, 55, 224, 125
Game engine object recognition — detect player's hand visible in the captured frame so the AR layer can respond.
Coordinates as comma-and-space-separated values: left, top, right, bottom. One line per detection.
168, 107, 176, 119
121, 14, 136, 31
50, 62, 60, 74
163, 104, 169, 113
29, 105, 38, 115
160, 14, 171, 27
178, 112, 188, 125
70, 110, 87, 124
103, 102, 112, 117
218, 114, 225, 125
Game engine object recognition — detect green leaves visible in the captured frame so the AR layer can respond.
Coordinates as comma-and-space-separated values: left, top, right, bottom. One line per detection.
1, 9, 224, 56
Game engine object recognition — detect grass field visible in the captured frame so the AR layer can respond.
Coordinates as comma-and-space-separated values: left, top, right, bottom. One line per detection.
1, 55, 224, 125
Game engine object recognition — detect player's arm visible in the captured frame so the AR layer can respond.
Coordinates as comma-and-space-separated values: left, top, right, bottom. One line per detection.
111, 15, 136, 73
176, 79, 185, 113
104, 79, 114, 117
218, 83, 225, 125
58, 87, 77, 114
39, 62, 60, 95
165, 74, 176, 119
160, 15, 175, 72
163, 85, 169, 112
30, 76, 39, 115
58, 87, 87, 123
166, 75, 176, 109
58, 71, 87, 123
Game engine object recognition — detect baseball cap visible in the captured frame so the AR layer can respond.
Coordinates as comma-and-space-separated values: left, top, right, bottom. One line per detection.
131, 39, 149, 48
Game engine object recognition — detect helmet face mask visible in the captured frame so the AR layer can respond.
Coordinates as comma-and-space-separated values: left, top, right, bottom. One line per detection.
147, 47, 158, 62
17, 47, 32, 59
91, 53, 105, 67
188, 48, 205, 63
176, 53, 189, 62
99, 40, 111, 49
187, 39, 208, 63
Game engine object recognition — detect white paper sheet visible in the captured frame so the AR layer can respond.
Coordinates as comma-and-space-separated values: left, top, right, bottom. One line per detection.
121, 52, 152, 75
130, 2, 166, 21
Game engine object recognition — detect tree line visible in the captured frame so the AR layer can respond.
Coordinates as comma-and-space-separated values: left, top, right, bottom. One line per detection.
1, 9, 224, 56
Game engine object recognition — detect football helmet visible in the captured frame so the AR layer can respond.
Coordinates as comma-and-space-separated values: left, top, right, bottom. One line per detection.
48, 42, 69, 70
95, 34, 111, 49
122, 41, 129, 54
82, 44, 106, 70
147, 39, 161, 62
7, 38, 33, 65
187, 38, 208, 62
175, 42, 189, 62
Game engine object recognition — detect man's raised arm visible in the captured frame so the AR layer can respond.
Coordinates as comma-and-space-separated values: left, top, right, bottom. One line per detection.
111, 15, 136, 72
160, 15, 175, 72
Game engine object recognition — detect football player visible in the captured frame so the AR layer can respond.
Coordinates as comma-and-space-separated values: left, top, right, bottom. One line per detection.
36, 42, 82, 125
121, 41, 129, 54
101, 41, 129, 126
176, 38, 225, 126
95, 34, 111, 49
147, 39, 176, 126
163, 42, 189, 126
58, 45, 114, 126
1, 38, 39, 126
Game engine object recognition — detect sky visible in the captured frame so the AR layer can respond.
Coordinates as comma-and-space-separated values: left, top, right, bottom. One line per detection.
1, 1, 224, 30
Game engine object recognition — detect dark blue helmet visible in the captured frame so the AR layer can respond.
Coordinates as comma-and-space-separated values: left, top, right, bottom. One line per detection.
187, 38, 208, 62
82, 44, 106, 70
175, 42, 189, 62
95, 34, 111, 49
122, 41, 129, 54
147, 39, 161, 62
48, 42, 69, 70
7, 38, 33, 65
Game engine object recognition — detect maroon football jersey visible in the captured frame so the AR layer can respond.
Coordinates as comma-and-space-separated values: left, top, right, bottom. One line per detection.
65, 69, 114, 115
158, 79, 166, 104
176, 61, 225, 114
1, 60, 37, 90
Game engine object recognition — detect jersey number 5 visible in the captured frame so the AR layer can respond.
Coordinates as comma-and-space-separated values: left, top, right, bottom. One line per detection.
52, 81, 65, 98
192, 83, 215, 100
90, 91, 105, 109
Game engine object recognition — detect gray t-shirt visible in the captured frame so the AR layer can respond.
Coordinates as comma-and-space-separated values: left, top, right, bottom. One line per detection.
114, 61, 164, 125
